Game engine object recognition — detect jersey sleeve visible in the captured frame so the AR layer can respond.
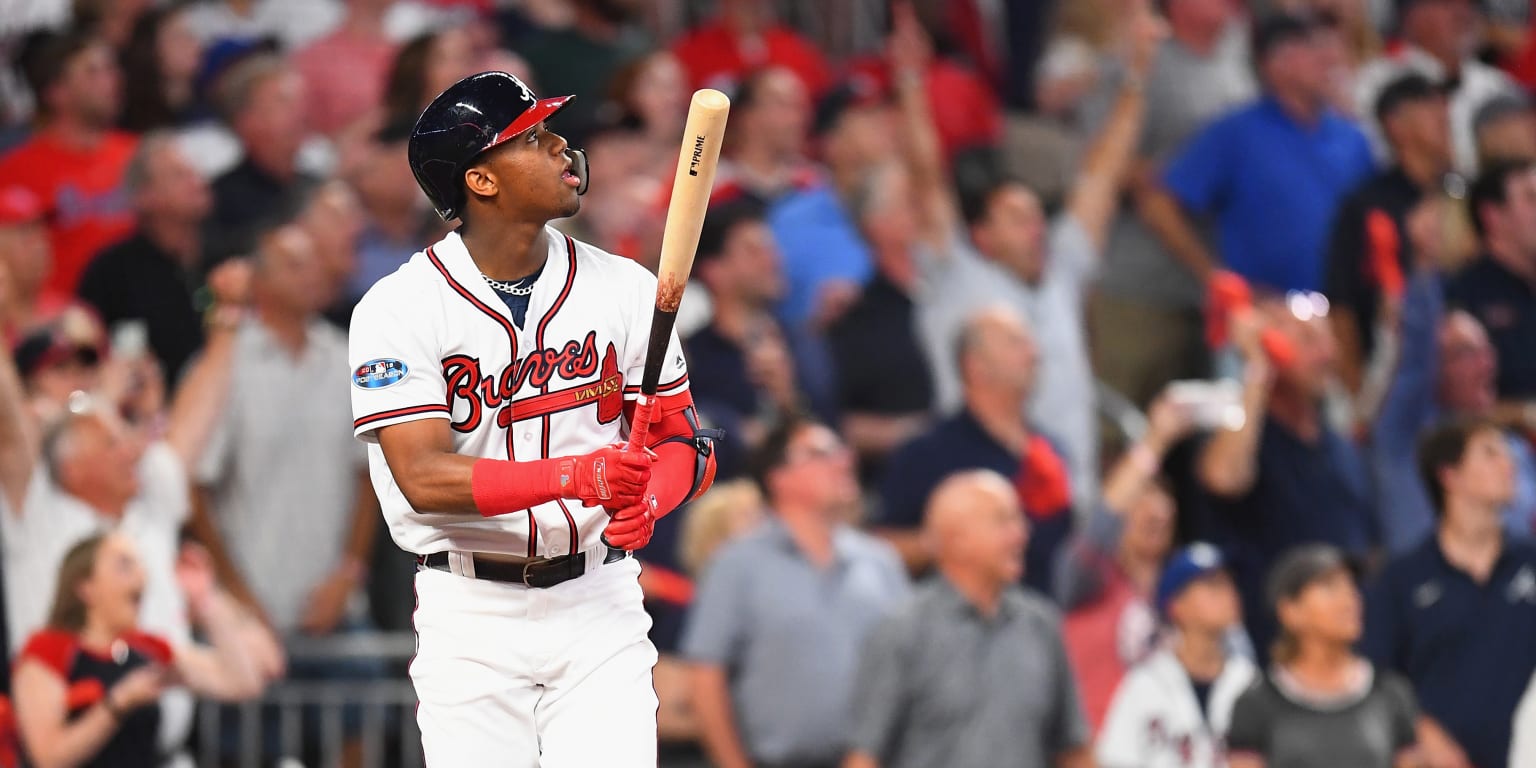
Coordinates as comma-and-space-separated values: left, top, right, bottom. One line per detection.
349, 279, 452, 442
621, 264, 689, 402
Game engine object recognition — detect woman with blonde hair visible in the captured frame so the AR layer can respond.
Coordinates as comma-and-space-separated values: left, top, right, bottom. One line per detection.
12, 533, 264, 768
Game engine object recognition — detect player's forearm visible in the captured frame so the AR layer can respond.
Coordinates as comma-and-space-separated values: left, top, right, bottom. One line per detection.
166, 327, 237, 470
691, 665, 754, 768
1137, 189, 1217, 284
1069, 78, 1146, 252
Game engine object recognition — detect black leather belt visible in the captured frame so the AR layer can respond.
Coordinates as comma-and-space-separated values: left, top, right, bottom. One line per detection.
418, 548, 630, 589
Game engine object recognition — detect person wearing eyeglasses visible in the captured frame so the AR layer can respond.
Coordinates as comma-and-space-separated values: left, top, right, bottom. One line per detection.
682, 417, 908, 768
1195, 290, 1376, 666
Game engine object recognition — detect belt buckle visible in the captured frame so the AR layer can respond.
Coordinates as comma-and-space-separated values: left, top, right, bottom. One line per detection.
522, 559, 550, 588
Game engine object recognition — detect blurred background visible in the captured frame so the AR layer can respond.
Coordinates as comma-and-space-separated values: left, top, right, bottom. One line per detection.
3, 0, 1536, 766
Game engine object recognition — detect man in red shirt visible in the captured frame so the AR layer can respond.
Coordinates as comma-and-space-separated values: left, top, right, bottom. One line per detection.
0, 30, 138, 295
670, 0, 833, 98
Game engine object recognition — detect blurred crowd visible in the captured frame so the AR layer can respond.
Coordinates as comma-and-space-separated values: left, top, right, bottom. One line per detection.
3, 0, 1536, 766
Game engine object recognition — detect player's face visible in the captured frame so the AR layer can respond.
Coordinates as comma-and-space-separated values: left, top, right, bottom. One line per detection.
974, 185, 1047, 282
475, 122, 582, 222
1172, 570, 1240, 634
1122, 483, 1174, 563
722, 220, 783, 303
1446, 428, 1517, 509
1499, 171, 1536, 255
58, 42, 122, 128
1437, 311, 1496, 413
1282, 568, 1362, 647
774, 425, 859, 515
0, 220, 52, 295
82, 534, 147, 634
138, 142, 212, 223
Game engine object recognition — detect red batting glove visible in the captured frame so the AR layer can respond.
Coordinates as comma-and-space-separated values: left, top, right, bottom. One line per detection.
604, 492, 658, 551
558, 445, 652, 509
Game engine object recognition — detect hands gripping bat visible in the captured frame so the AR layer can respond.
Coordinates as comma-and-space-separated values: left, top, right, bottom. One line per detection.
626, 89, 730, 450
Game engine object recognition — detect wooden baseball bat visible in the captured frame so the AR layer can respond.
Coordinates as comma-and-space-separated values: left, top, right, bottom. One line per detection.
627, 89, 730, 450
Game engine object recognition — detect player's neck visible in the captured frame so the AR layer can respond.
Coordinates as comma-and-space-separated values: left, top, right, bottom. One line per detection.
1174, 629, 1227, 682
461, 220, 551, 281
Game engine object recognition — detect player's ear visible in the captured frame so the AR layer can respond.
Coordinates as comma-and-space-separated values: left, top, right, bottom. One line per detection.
463, 163, 499, 203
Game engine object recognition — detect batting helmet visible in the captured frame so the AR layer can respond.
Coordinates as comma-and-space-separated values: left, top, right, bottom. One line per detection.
408, 71, 589, 221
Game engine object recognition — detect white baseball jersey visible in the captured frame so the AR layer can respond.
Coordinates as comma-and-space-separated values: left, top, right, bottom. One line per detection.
1095, 645, 1257, 768
348, 227, 688, 558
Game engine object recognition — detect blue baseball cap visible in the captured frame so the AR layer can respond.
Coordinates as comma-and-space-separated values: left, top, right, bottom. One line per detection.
1156, 543, 1226, 619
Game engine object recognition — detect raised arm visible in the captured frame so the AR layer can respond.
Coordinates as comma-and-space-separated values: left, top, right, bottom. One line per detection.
1197, 318, 1274, 498
164, 260, 250, 471
1066, 2, 1161, 253
0, 312, 38, 513
889, 2, 959, 253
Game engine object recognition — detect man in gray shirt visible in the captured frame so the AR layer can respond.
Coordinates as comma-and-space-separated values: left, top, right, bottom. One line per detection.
683, 418, 909, 768
1086, 0, 1254, 408
894, 6, 1157, 508
846, 469, 1092, 768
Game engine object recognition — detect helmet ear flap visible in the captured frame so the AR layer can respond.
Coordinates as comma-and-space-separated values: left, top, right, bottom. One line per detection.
565, 148, 590, 195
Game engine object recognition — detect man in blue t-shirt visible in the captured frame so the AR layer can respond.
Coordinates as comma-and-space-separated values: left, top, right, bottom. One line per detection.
1141, 11, 1376, 294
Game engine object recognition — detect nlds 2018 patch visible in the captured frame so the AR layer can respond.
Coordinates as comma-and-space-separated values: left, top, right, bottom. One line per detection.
354, 359, 409, 389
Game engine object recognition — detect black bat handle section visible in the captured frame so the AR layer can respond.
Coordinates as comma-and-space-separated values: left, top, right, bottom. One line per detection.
640, 307, 679, 397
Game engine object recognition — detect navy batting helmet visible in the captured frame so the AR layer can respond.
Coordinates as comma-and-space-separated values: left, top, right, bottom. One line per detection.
408, 71, 588, 221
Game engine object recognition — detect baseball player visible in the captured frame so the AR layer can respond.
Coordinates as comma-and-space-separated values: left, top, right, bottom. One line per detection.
348, 71, 718, 765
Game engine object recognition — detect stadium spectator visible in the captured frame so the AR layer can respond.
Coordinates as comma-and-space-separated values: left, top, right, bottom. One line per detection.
1196, 292, 1375, 661
1472, 94, 1536, 170
71, 0, 152, 52
380, 26, 478, 131
189, 225, 376, 639
1087, 0, 1254, 409
1226, 544, 1419, 768
845, 470, 1092, 768
1371, 199, 1536, 551
1057, 389, 1196, 729
1142, 11, 1375, 295
292, 0, 398, 137
879, 307, 1073, 591
766, 82, 891, 332
1324, 73, 1452, 395
0, 186, 68, 341
669, 0, 832, 98
0, 257, 252, 761
1096, 543, 1256, 768
1364, 419, 1536, 768
76, 133, 213, 385
826, 162, 932, 483
683, 418, 908, 768
118, 4, 205, 133
181, 0, 343, 51
1448, 159, 1536, 399
516, 0, 651, 149
203, 54, 317, 265
712, 67, 820, 206
1355, 0, 1519, 175
685, 198, 830, 472
899, 1, 1153, 508
0, 29, 136, 294
293, 179, 367, 327
13, 533, 264, 768
346, 120, 433, 306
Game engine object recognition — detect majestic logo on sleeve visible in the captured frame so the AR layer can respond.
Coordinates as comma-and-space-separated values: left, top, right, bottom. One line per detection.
443, 331, 624, 432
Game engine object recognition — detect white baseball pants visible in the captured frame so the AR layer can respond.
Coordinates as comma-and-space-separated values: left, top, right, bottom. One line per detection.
410, 555, 658, 766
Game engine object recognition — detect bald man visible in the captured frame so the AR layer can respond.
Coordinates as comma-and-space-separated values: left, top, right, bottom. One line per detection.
847, 470, 1092, 768
879, 306, 1075, 593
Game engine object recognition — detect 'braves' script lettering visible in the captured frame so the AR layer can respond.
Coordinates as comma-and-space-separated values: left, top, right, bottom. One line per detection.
443, 331, 602, 432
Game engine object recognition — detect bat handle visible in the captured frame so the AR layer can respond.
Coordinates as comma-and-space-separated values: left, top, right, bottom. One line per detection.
627, 393, 655, 452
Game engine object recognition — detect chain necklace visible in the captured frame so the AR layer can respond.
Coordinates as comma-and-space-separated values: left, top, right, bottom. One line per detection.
482, 274, 536, 296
